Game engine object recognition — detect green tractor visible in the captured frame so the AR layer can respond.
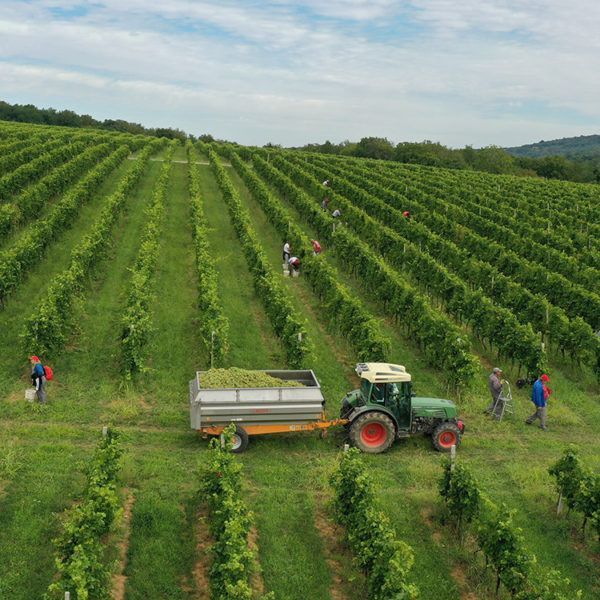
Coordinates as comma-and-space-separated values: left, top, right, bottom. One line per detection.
340, 363, 465, 453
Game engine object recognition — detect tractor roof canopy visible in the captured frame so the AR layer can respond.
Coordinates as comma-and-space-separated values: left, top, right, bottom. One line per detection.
355, 362, 412, 383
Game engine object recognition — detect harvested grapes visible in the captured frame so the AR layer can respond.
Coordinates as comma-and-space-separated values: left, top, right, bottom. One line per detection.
201, 367, 304, 388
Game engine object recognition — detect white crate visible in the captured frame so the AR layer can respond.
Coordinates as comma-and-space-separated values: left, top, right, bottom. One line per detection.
25, 388, 36, 402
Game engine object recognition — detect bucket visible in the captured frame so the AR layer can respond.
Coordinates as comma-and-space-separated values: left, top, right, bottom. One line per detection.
283, 268, 290, 277
292, 270, 300, 278
25, 388, 36, 402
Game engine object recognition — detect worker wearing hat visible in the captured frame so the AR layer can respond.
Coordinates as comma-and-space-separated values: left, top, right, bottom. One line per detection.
30, 355, 47, 404
485, 367, 504, 418
526, 373, 550, 430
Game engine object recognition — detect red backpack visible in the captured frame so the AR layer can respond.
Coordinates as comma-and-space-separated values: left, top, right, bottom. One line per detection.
44, 365, 54, 381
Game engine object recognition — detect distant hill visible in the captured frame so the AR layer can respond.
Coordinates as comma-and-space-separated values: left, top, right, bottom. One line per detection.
506, 134, 600, 159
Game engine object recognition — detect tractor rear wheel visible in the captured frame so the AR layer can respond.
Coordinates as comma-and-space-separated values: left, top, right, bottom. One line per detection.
349, 412, 395, 454
432, 422, 461, 452
230, 426, 249, 454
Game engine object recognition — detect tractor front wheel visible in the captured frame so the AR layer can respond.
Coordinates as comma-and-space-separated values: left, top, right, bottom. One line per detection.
432, 422, 461, 452
349, 412, 395, 454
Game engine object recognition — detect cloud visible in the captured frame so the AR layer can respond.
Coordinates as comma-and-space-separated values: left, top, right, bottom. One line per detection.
0, 1, 599, 146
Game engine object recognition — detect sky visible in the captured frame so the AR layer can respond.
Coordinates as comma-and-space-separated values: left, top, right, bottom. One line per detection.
1, 1, 599, 147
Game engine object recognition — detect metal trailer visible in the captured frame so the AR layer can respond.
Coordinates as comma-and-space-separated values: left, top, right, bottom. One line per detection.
189, 369, 346, 452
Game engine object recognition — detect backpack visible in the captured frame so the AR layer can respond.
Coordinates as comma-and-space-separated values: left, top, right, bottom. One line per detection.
43, 365, 54, 381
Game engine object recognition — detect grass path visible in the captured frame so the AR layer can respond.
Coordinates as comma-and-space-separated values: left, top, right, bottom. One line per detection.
196, 164, 286, 368
141, 161, 204, 427
123, 160, 207, 597
45, 156, 165, 425
0, 436, 90, 598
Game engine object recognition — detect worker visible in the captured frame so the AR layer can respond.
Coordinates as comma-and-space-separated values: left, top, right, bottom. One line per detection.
282, 241, 291, 263
322, 179, 330, 187
485, 367, 503, 417
30, 355, 47, 404
525, 373, 550, 430
288, 256, 301, 272
311, 239, 321, 255
321, 196, 330, 211
402, 210, 411, 219
332, 208, 341, 218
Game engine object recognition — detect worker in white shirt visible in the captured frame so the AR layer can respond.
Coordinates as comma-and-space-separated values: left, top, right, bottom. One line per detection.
282, 241, 291, 262
332, 209, 341, 218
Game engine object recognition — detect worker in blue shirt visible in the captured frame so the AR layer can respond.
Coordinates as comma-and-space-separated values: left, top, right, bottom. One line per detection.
525, 373, 550, 430
30, 355, 47, 404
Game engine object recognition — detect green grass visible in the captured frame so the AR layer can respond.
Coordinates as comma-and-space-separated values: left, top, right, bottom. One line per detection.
139, 161, 205, 426
0, 437, 89, 598
197, 164, 287, 368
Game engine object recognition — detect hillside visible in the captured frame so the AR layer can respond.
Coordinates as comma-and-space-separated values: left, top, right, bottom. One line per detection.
0, 121, 598, 599
506, 134, 600, 158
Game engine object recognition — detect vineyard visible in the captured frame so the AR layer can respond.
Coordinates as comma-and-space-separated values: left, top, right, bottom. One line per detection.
0, 120, 598, 599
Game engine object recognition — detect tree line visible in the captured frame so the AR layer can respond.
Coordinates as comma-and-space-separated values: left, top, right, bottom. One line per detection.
287, 137, 600, 184
0, 99, 188, 140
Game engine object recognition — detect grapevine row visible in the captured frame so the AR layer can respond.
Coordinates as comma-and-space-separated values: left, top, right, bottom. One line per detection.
208, 148, 312, 368
0, 136, 35, 157
439, 459, 582, 598
382, 164, 600, 291
382, 156, 600, 228
121, 141, 177, 377
379, 157, 600, 259
221, 145, 391, 362
315, 154, 600, 331
272, 153, 545, 374
294, 153, 600, 375
47, 429, 124, 599
330, 155, 600, 260
0, 132, 76, 179
418, 166, 600, 264
200, 426, 256, 600
0, 145, 132, 306
330, 448, 419, 599
549, 448, 600, 540
22, 140, 162, 357
187, 142, 229, 365
0, 137, 98, 201
0, 141, 119, 241
250, 152, 478, 390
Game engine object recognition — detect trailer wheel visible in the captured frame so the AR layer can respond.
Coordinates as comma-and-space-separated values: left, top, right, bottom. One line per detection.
350, 412, 395, 454
432, 422, 461, 452
230, 426, 249, 454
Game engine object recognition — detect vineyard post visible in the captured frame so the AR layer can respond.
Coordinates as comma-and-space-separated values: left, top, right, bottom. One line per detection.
211, 330, 215, 369
557, 492, 564, 516
343, 443, 349, 452
450, 445, 456, 471
65, 592, 70, 600
102, 426, 108, 437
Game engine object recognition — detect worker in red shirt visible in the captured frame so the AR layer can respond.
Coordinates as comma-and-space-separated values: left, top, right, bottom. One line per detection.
311, 240, 321, 255
402, 210, 411, 219
288, 256, 301, 272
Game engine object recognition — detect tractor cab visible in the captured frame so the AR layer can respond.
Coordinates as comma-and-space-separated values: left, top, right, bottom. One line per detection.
340, 362, 465, 453
358, 367, 413, 429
